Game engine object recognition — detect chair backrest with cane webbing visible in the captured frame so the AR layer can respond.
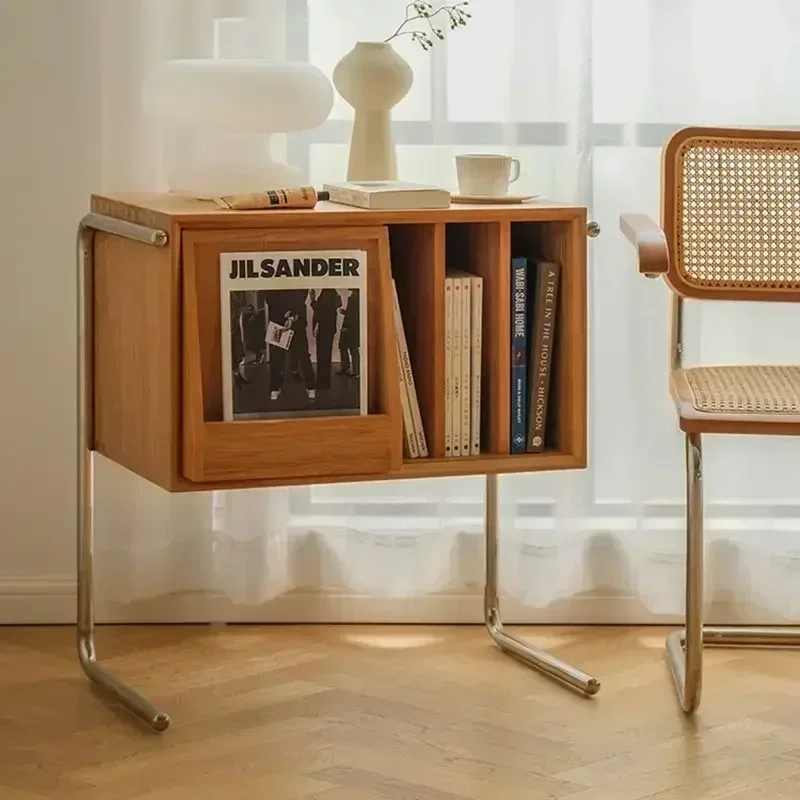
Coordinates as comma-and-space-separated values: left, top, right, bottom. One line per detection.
661, 127, 800, 301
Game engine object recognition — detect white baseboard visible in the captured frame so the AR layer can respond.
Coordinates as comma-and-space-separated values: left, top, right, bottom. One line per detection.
0, 577, 656, 625
1, 576, 790, 627
0, 578, 77, 624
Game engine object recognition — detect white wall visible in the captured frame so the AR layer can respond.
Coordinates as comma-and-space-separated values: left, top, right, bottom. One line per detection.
0, 0, 281, 623
0, 1, 105, 621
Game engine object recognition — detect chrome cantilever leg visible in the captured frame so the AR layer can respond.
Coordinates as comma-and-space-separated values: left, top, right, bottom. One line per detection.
77, 214, 171, 732
484, 473, 601, 696
666, 432, 800, 714
666, 432, 704, 713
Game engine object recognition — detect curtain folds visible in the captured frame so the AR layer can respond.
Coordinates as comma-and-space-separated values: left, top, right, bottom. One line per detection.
80, 0, 800, 623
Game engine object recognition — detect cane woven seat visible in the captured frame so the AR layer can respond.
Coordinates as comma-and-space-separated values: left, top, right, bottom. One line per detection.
671, 365, 800, 429
683, 366, 800, 413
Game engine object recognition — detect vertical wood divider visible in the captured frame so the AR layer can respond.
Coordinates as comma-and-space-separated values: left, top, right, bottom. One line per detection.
389, 222, 446, 457
375, 228, 403, 447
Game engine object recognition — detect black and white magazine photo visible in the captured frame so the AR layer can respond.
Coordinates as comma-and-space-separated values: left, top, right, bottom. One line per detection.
220, 251, 368, 421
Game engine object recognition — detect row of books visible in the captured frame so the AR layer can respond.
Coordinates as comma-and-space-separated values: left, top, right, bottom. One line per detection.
510, 256, 561, 454
392, 271, 485, 460
444, 270, 483, 457
394, 255, 556, 460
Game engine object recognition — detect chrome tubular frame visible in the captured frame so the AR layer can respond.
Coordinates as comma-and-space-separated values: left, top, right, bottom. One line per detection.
670, 293, 684, 371
77, 214, 171, 732
484, 473, 601, 696
665, 295, 800, 714
666, 431, 704, 712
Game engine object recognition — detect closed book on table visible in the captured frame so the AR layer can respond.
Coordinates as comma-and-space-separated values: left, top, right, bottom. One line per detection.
323, 181, 450, 210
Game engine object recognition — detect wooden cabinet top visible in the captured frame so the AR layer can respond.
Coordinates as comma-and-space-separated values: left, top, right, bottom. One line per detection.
91, 192, 586, 231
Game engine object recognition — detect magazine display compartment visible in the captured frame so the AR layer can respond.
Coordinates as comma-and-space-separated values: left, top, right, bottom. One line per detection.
181, 226, 402, 484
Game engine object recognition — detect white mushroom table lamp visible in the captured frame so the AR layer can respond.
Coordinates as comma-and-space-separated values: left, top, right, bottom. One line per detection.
141, 17, 334, 198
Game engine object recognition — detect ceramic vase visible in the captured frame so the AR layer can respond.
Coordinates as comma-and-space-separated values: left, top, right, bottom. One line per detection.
333, 41, 413, 181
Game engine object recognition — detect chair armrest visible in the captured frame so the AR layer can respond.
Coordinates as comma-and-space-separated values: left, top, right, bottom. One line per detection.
619, 213, 669, 278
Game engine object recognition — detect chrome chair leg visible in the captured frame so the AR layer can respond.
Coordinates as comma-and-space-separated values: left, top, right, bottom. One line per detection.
666, 432, 800, 714
484, 473, 601, 696
666, 431, 704, 713
77, 217, 171, 732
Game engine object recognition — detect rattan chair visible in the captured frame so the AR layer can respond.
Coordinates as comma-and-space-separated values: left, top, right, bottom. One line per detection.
620, 126, 800, 714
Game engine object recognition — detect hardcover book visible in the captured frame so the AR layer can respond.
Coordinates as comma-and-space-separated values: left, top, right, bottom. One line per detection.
391, 279, 428, 458
510, 256, 528, 454
444, 277, 454, 457
397, 336, 419, 459
459, 275, 471, 457
451, 276, 463, 457
469, 275, 483, 456
323, 181, 450, 210
526, 261, 561, 452
220, 250, 368, 421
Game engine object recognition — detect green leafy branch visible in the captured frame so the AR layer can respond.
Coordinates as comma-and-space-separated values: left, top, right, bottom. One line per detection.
384, 2, 471, 51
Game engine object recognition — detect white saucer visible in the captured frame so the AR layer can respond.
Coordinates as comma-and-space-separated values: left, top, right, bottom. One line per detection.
451, 193, 539, 205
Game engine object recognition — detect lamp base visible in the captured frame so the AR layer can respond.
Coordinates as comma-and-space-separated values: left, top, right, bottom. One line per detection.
166, 132, 306, 198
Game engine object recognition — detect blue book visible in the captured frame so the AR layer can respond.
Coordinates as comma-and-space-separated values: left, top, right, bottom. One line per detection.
510, 256, 528, 454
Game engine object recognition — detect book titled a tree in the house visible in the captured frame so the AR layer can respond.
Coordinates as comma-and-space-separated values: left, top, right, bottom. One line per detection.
526, 260, 561, 453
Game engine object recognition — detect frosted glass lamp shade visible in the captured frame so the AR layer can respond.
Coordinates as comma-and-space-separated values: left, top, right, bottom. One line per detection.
141, 60, 334, 197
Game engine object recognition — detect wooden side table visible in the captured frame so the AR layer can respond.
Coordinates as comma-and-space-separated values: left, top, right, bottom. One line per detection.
77, 194, 601, 731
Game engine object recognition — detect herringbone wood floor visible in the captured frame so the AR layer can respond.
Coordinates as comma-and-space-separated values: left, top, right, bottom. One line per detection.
2, 625, 800, 799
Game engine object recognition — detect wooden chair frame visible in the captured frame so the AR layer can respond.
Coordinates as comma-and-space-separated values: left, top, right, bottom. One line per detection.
621, 126, 800, 714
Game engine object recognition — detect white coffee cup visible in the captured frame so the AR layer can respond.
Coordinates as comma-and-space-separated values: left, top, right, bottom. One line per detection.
455, 153, 521, 197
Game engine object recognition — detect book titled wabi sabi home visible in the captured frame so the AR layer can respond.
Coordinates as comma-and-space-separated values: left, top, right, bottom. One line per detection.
220, 251, 368, 422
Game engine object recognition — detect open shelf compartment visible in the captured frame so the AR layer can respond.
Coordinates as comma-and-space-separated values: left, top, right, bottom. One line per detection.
509, 217, 587, 462
389, 213, 586, 476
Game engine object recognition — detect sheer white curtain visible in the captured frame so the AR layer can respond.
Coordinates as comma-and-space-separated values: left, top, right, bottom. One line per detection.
87, 0, 800, 624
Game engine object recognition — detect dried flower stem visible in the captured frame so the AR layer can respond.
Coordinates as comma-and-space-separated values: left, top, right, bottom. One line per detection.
384, 2, 471, 51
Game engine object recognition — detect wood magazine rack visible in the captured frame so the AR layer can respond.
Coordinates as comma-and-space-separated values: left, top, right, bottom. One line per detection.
78, 193, 600, 732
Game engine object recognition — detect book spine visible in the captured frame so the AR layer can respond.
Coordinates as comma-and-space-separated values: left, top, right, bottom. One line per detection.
451, 277, 462, 456
510, 257, 528, 455
324, 186, 370, 209
470, 276, 483, 456
444, 278, 454, 457
526, 262, 561, 453
460, 276, 471, 457
398, 339, 419, 458
391, 281, 419, 459
392, 280, 428, 457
